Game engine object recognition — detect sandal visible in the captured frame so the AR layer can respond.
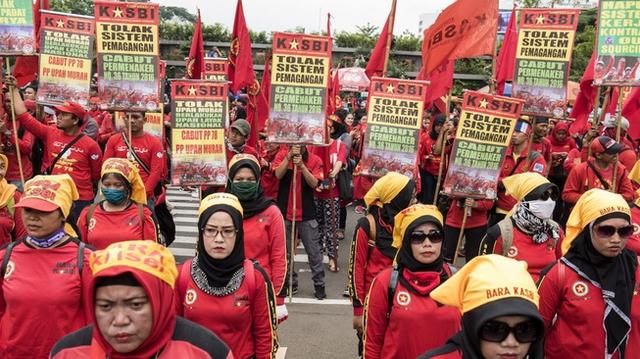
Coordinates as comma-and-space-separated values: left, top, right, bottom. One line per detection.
328, 258, 340, 272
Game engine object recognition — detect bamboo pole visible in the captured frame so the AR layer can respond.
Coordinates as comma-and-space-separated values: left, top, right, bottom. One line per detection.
452, 203, 471, 265
288, 165, 298, 304
612, 88, 624, 193
432, 89, 453, 206
5, 58, 24, 185
586, 86, 603, 159
381, 0, 397, 77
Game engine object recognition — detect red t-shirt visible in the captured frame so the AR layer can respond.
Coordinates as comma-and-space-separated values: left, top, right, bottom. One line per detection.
76, 202, 158, 250
17, 113, 102, 200
273, 149, 324, 222
0, 191, 25, 246
531, 137, 552, 164
562, 160, 636, 205
364, 267, 461, 359
445, 198, 493, 228
177, 259, 276, 359
0, 239, 91, 358
496, 147, 547, 213
103, 132, 165, 197
3, 121, 34, 182
226, 144, 259, 163
310, 139, 347, 199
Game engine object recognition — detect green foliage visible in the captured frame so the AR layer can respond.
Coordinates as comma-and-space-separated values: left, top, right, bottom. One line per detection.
249, 30, 270, 44
393, 31, 421, 52
334, 23, 378, 49
160, 6, 196, 23
50, 0, 93, 15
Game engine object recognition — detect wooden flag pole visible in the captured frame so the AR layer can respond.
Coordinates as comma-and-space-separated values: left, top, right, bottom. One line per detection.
490, 29, 500, 95
523, 117, 535, 170
381, 0, 397, 77
127, 112, 133, 146
5, 58, 24, 185
288, 164, 298, 304
452, 204, 471, 265
612, 88, 624, 193
433, 89, 453, 206
586, 86, 603, 159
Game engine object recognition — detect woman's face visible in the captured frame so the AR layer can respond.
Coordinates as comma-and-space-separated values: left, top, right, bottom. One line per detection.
21, 207, 64, 238
24, 87, 36, 100
102, 174, 127, 191
555, 130, 567, 142
0, 160, 6, 181
202, 211, 237, 259
410, 222, 442, 264
95, 284, 153, 354
232, 167, 256, 183
345, 114, 354, 126
592, 217, 633, 257
479, 315, 535, 359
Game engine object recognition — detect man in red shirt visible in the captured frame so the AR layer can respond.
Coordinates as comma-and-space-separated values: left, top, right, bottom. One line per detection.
273, 144, 326, 299
226, 118, 258, 162
103, 111, 165, 208
563, 136, 636, 206
531, 116, 552, 165
7, 76, 102, 223
1, 95, 34, 191
491, 118, 547, 226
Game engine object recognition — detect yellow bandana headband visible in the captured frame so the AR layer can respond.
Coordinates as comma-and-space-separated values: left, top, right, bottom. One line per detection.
101, 158, 147, 205
90, 241, 178, 289
392, 204, 443, 249
199, 192, 244, 217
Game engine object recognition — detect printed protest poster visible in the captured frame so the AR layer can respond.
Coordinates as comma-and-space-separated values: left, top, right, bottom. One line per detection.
267, 32, 331, 144
512, 9, 580, 117
170, 80, 227, 186
204, 58, 228, 81
443, 91, 523, 199
0, 0, 34, 55
114, 110, 163, 140
357, 77, 429, 179
37, 11, 94, 107
95, 1, 160, 112
595, 0, 640, 86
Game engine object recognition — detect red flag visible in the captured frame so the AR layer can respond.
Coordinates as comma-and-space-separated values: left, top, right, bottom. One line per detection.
256, 56, 271, 133
34, 0, 49, 52
606, 87, 619, 115
327, 69, 340, 116
422, 0, 498, 75
495, 7, 517, 95
185, 9, 205, 79
365, 1, 396, 79
228, 0, 256, 93
425, 60, 454, 109
569, 50, 597, 135
12, 56, 38, 87
623, 87, 640, 141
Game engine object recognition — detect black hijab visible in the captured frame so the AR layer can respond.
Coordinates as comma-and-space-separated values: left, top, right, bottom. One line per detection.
369, 179, 416, 259
196, 204, 245, 287
563, 212, 637, 357
226, 157, 275, 219
429, 114, 446, 140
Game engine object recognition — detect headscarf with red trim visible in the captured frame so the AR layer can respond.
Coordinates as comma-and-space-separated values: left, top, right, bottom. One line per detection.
86, 241, 178, 359
549, 121, 571, 147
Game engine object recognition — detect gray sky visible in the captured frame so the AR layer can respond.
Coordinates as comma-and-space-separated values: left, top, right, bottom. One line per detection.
156, 0, 458, 36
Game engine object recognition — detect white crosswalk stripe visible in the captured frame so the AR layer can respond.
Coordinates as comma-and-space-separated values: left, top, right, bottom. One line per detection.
166, 187, 198, 264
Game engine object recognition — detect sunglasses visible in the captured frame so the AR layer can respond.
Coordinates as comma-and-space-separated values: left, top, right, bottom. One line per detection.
479, 320, 540, 343
536, 189, 558, 202
594, 225, 634, 238
409, 230, 444, 245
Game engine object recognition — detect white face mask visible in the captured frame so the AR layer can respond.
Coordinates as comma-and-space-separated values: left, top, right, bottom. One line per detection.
526, 198, 556, 220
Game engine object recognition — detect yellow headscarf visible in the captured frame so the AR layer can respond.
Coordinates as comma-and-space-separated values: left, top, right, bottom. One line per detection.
562, 188, 631, 255
364, 172, 411, 208
430, 254, 539, 314
503, 172, 550, 203
101, 158, 147, 205
628, 160, 640, 206
0, 154, 16, 209
392, 204, 443, 249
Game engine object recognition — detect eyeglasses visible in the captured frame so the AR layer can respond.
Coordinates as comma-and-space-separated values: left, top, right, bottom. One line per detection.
594, 225, 634, 239
536, 189, 558, 202
409, 230, 444, 245
201, 226, 237, 239
479, 320, 540, 343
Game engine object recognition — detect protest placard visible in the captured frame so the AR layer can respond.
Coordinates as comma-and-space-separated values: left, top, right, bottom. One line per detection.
357, 77, 428, 178
595, 0, 640, 86
0, 0, 34, 55
114, 110, 163, 140
170, 80, 227, 186
204, 58, 228, 81
95, 1, 160, 112
37, 11, 94, 107
266, 32, 331, 144
512, 9, 579, 117
443, 91, 523, 199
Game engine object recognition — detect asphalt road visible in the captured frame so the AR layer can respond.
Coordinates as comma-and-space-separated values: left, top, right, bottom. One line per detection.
167, 188, 361, 358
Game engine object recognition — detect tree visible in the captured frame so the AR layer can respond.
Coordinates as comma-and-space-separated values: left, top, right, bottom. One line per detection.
393, 31, 421, 52
160, 6, 196, 23
50, 0, 93, 15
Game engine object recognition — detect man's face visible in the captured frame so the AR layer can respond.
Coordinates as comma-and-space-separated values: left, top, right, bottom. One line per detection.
228, 128, 246, 147
534, 122, 549, 137
124, 112, 145, 133
511, 131, 528, 146
56, 112, 78, 130
596, 152, 617, 164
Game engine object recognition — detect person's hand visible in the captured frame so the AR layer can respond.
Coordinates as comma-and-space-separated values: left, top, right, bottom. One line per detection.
292, 154, 303, 167
464, 198, 477, 208
443, 121, 454, 133
353, 315, 364, 334
260, 157, 269, 168
0, 122, 8, 134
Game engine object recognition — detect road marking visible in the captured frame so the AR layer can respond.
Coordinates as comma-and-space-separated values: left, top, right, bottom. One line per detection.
285, 298, 351, 305
294, 254, 329, 264
276, 347, 287, 359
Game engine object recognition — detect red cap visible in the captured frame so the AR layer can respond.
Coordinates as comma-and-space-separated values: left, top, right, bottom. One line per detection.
590, 136, 623, 155
54, 102, 86, 121
14, 197, 60, 212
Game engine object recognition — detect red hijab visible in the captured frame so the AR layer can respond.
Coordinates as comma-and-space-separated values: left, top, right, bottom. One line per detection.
86, 242, 178, 359
549, 121, 574, 147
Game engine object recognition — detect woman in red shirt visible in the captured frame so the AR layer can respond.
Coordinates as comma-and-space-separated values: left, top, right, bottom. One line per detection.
77, 158, 158, 249
364, 204, 460, 359
539, 188, 640, 358
0, 154, 25, 245
51, 241, 233, 359
443, 197, 493, 263
177, 193, 277, 359
479, 173, 563, 282
0, 174, 91, 359
547, 121, 577, 223
226, 154, 287, 321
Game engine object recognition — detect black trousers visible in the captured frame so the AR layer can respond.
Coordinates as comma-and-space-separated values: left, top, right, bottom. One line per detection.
443, 224, 488, 263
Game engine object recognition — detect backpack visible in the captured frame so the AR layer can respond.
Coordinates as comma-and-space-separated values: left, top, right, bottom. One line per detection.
386, 263, 457, 318
2, 239, 86, 279
496, 217, 560, 256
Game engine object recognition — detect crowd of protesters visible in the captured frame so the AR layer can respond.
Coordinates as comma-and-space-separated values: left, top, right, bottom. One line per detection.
1, 62, 640, 359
